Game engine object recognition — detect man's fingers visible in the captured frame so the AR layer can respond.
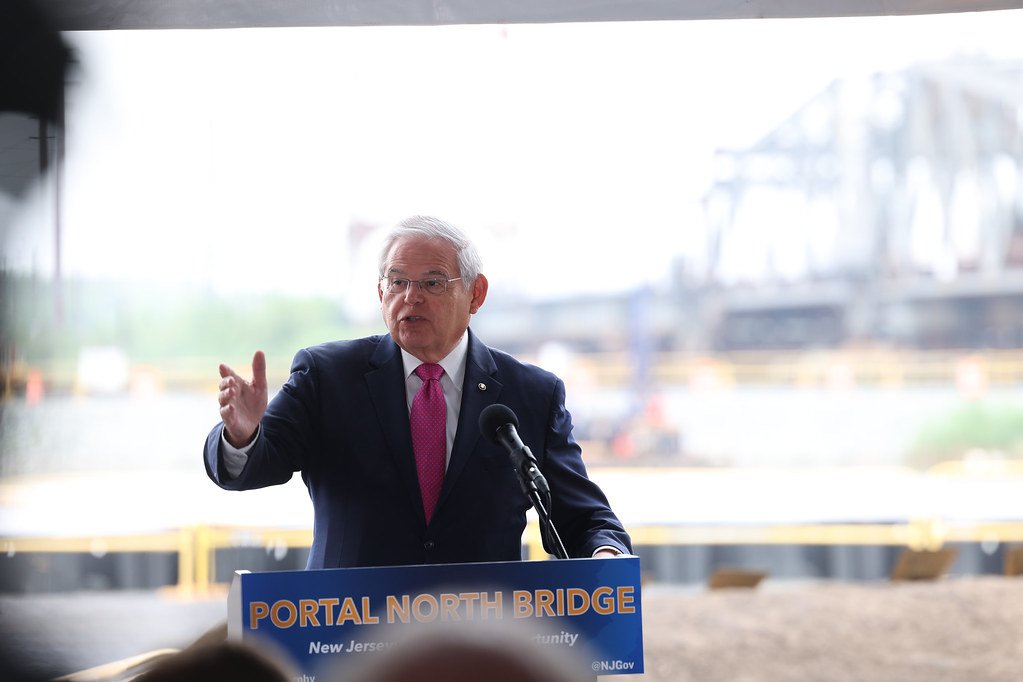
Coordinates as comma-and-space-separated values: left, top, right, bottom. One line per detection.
217, 351, 265, 436
220, 352, 264, 387
251, 350, 267, 389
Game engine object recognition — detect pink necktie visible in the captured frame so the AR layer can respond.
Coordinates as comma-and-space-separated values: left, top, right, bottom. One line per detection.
411, 363, 446, 523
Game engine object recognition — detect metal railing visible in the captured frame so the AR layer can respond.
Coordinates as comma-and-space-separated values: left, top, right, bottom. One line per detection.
5, 516, 1023, 593
6, 348, 1023, 399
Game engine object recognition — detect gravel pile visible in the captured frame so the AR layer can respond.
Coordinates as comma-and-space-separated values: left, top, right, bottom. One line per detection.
639, 576, 1023, 682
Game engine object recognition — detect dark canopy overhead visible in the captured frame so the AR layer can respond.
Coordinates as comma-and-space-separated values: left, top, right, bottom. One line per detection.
32, 0, 1023, 31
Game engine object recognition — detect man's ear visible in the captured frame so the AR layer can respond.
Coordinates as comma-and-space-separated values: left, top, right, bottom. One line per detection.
470, 274, 489, 314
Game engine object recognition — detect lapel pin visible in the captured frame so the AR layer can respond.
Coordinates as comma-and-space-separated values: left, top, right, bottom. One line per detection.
478, 383, 487, 391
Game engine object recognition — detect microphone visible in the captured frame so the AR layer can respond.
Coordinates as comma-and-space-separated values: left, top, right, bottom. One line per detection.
479, 404, 550, 496
479, 403, 567, 559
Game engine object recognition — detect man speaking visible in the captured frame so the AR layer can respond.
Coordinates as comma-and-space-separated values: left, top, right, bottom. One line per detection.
204, 215, 631, 568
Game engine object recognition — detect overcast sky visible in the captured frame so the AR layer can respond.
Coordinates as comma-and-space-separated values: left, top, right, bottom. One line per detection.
4, 10, 1022, 318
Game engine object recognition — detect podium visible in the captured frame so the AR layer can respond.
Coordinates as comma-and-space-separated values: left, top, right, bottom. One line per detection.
228, 557, 644, 677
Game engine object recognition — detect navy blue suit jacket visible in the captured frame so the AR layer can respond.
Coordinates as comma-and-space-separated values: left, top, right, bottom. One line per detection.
204, 330, 631, 569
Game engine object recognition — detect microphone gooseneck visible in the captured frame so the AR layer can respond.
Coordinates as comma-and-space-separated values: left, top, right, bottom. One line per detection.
478, 403, 567, 559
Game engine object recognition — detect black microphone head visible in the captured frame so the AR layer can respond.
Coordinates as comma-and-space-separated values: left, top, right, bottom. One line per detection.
479, 403, 518, 443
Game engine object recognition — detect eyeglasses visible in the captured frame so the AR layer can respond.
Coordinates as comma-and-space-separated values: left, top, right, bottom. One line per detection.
380, 276, 462, 296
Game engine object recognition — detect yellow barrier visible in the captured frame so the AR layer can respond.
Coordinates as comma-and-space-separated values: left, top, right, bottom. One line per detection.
8, 348, 1023, 396
198, 526, 314, 591
8, 517, 1023, 591
504, 348, 1023, 388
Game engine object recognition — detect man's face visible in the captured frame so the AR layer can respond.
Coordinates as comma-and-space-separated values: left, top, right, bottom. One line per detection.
378, 236, 488, 363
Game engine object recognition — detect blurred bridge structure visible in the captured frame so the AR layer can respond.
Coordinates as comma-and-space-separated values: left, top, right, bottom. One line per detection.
478, 56, 1023, 357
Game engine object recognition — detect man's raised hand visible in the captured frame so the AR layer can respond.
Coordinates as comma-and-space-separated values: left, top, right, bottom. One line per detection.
218, 350, 268, 448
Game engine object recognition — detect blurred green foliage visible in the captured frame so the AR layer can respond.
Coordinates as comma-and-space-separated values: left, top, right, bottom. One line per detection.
908, 401, 1023, 468
1, 272, 378, 384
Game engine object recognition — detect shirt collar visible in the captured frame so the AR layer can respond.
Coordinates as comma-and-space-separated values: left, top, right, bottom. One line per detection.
400, 333, 469, 389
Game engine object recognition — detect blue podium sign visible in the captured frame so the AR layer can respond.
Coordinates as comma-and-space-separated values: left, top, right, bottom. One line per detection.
228, 557, 643, 677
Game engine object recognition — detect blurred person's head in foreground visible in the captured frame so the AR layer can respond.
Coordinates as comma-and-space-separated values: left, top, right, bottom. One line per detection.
333, 620, 593, 682
136, 641, 293, 682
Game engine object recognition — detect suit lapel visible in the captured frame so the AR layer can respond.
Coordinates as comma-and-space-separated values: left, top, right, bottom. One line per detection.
440, 331, 503, 505
365, 336, 425, 523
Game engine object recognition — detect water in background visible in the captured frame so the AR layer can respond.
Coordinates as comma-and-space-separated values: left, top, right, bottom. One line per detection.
0, 385, 999, 478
